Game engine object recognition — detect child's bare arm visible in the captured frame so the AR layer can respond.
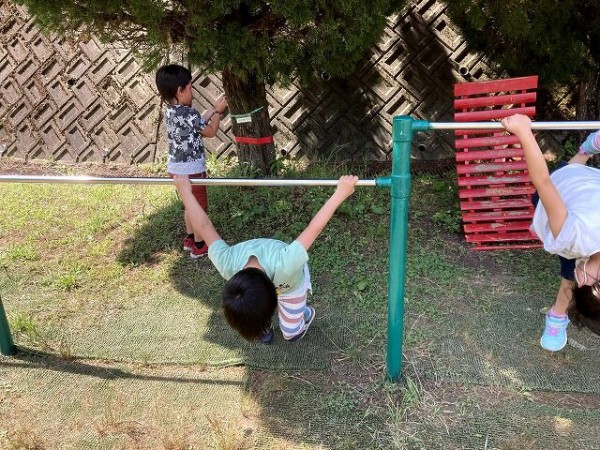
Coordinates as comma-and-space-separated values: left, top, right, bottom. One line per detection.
568, 152, 592, 165
501, 114, 567, 237
295, 175, 358, 251
173, 175, 221, 246
200, 95, 228, 138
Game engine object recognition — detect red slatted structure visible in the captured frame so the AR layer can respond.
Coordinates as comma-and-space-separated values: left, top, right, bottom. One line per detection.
454, 76, 542, 250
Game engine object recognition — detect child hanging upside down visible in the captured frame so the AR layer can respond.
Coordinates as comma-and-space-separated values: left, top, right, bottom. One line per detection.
173, 174, 359, 344
502, 114, 600, 351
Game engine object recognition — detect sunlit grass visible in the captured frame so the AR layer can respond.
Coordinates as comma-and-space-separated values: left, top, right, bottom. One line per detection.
0, 158, 571, 449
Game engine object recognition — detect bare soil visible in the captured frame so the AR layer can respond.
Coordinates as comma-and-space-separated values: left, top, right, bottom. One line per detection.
0, 157, 159, 177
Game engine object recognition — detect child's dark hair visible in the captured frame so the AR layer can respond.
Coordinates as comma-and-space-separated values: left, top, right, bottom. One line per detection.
155, 64, 192, 102
222, 268, 278, 341
568, 284, 600, 335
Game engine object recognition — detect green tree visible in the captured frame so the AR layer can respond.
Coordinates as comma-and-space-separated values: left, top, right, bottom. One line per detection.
446, 0, 600, 120
16, 0, 406, 173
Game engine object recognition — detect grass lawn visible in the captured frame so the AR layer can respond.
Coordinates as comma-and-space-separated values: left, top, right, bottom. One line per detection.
1, 157, 600, 449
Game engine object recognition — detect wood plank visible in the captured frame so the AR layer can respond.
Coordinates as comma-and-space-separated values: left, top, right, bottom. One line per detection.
454, 76, 538, 96
454, 92, 536, 109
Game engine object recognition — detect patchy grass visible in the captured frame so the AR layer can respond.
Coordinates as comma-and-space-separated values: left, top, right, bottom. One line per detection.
2, 158, 600, 449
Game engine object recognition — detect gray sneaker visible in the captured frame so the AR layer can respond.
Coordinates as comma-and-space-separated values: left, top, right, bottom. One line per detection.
288, 306, 315, 342
259, 325, 274, 345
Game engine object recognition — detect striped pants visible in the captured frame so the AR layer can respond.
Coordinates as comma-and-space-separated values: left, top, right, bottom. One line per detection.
277, 264, 312, 340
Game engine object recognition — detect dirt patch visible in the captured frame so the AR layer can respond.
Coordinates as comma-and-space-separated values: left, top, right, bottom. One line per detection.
417, 379, 600, 411
531, 390, 600, 410
0, 157, 160, 177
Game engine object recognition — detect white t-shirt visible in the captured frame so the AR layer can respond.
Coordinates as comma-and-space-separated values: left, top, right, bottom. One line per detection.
531, 164, 600, 261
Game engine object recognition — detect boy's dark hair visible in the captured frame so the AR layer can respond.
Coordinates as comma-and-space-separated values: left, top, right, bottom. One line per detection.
568, 284, 600, 335
155, 64, 192, 103
222, 267, 278, 341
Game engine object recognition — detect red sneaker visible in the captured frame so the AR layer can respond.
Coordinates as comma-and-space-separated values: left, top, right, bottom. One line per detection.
189, 242, 208, 259
183, 236, 195, 252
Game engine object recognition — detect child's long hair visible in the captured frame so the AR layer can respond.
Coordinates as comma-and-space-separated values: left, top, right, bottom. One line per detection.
222, 268, 278, 341
155, 64, 192, 103
568, 283, 600, 335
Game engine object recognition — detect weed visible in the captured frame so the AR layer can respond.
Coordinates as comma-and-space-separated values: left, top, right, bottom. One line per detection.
5, 244, 38, 261
9, 311, 72, 355
400, 376, 422, 412
324, 390, 360, 417
11, 312, 41, 344
162, 436, 195, 450
1, 428, 45, 450
207, 416, 254, 450
56, 331, 74, 360
55, 265, 85, 291
431, 209, 462, 233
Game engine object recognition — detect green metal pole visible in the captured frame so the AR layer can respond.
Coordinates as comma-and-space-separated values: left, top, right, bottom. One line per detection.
386, 116, 430, 381
0, 296, 16, 356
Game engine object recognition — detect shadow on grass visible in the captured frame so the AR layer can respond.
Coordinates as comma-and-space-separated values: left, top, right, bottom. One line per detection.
116, 199, 183, 266
111, 196, 342, 370
0, 347, 242, 386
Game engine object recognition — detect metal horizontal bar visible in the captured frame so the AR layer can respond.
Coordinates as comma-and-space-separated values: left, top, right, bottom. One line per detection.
429, 121, 600, 130
0, 174, 378, 187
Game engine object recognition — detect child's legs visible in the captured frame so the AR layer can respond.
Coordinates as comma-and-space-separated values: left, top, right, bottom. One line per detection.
552, 277, 574, 315
551, 256, 576, 315
277, 292, 308, 340
183, 172, 208, 240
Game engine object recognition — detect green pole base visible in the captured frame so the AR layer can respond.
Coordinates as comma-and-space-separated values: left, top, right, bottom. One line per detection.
0, 296, 16, 356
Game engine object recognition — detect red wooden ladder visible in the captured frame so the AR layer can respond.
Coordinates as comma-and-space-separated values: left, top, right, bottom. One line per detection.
453, 76, 542, 250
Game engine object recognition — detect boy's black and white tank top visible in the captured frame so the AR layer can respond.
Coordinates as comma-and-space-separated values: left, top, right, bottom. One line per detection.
165, 104, 207, 174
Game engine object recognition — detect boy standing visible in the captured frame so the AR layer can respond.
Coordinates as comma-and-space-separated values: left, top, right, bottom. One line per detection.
155, 64, 228, 258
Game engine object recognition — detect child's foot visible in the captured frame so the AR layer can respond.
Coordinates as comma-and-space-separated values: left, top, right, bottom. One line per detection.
288, 306, 315, 342
540, 312, 569, 351
259, 325, 274, 344
183, 235, 195, 252
189, 242, 208, 259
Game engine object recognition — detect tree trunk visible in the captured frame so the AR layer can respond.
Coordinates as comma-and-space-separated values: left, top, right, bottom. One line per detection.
572, 72, 600, 152
222, 69, 276, 175
575, 72, 600, 121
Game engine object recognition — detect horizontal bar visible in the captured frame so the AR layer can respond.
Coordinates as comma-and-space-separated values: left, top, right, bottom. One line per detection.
429, 121, 600, 130
0, 174, 378, 187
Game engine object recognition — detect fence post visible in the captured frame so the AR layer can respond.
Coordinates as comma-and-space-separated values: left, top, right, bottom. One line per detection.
0, 296, 15, 356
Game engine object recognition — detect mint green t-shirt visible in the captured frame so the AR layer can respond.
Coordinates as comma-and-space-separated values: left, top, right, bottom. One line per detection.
208, 239, 309, 294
